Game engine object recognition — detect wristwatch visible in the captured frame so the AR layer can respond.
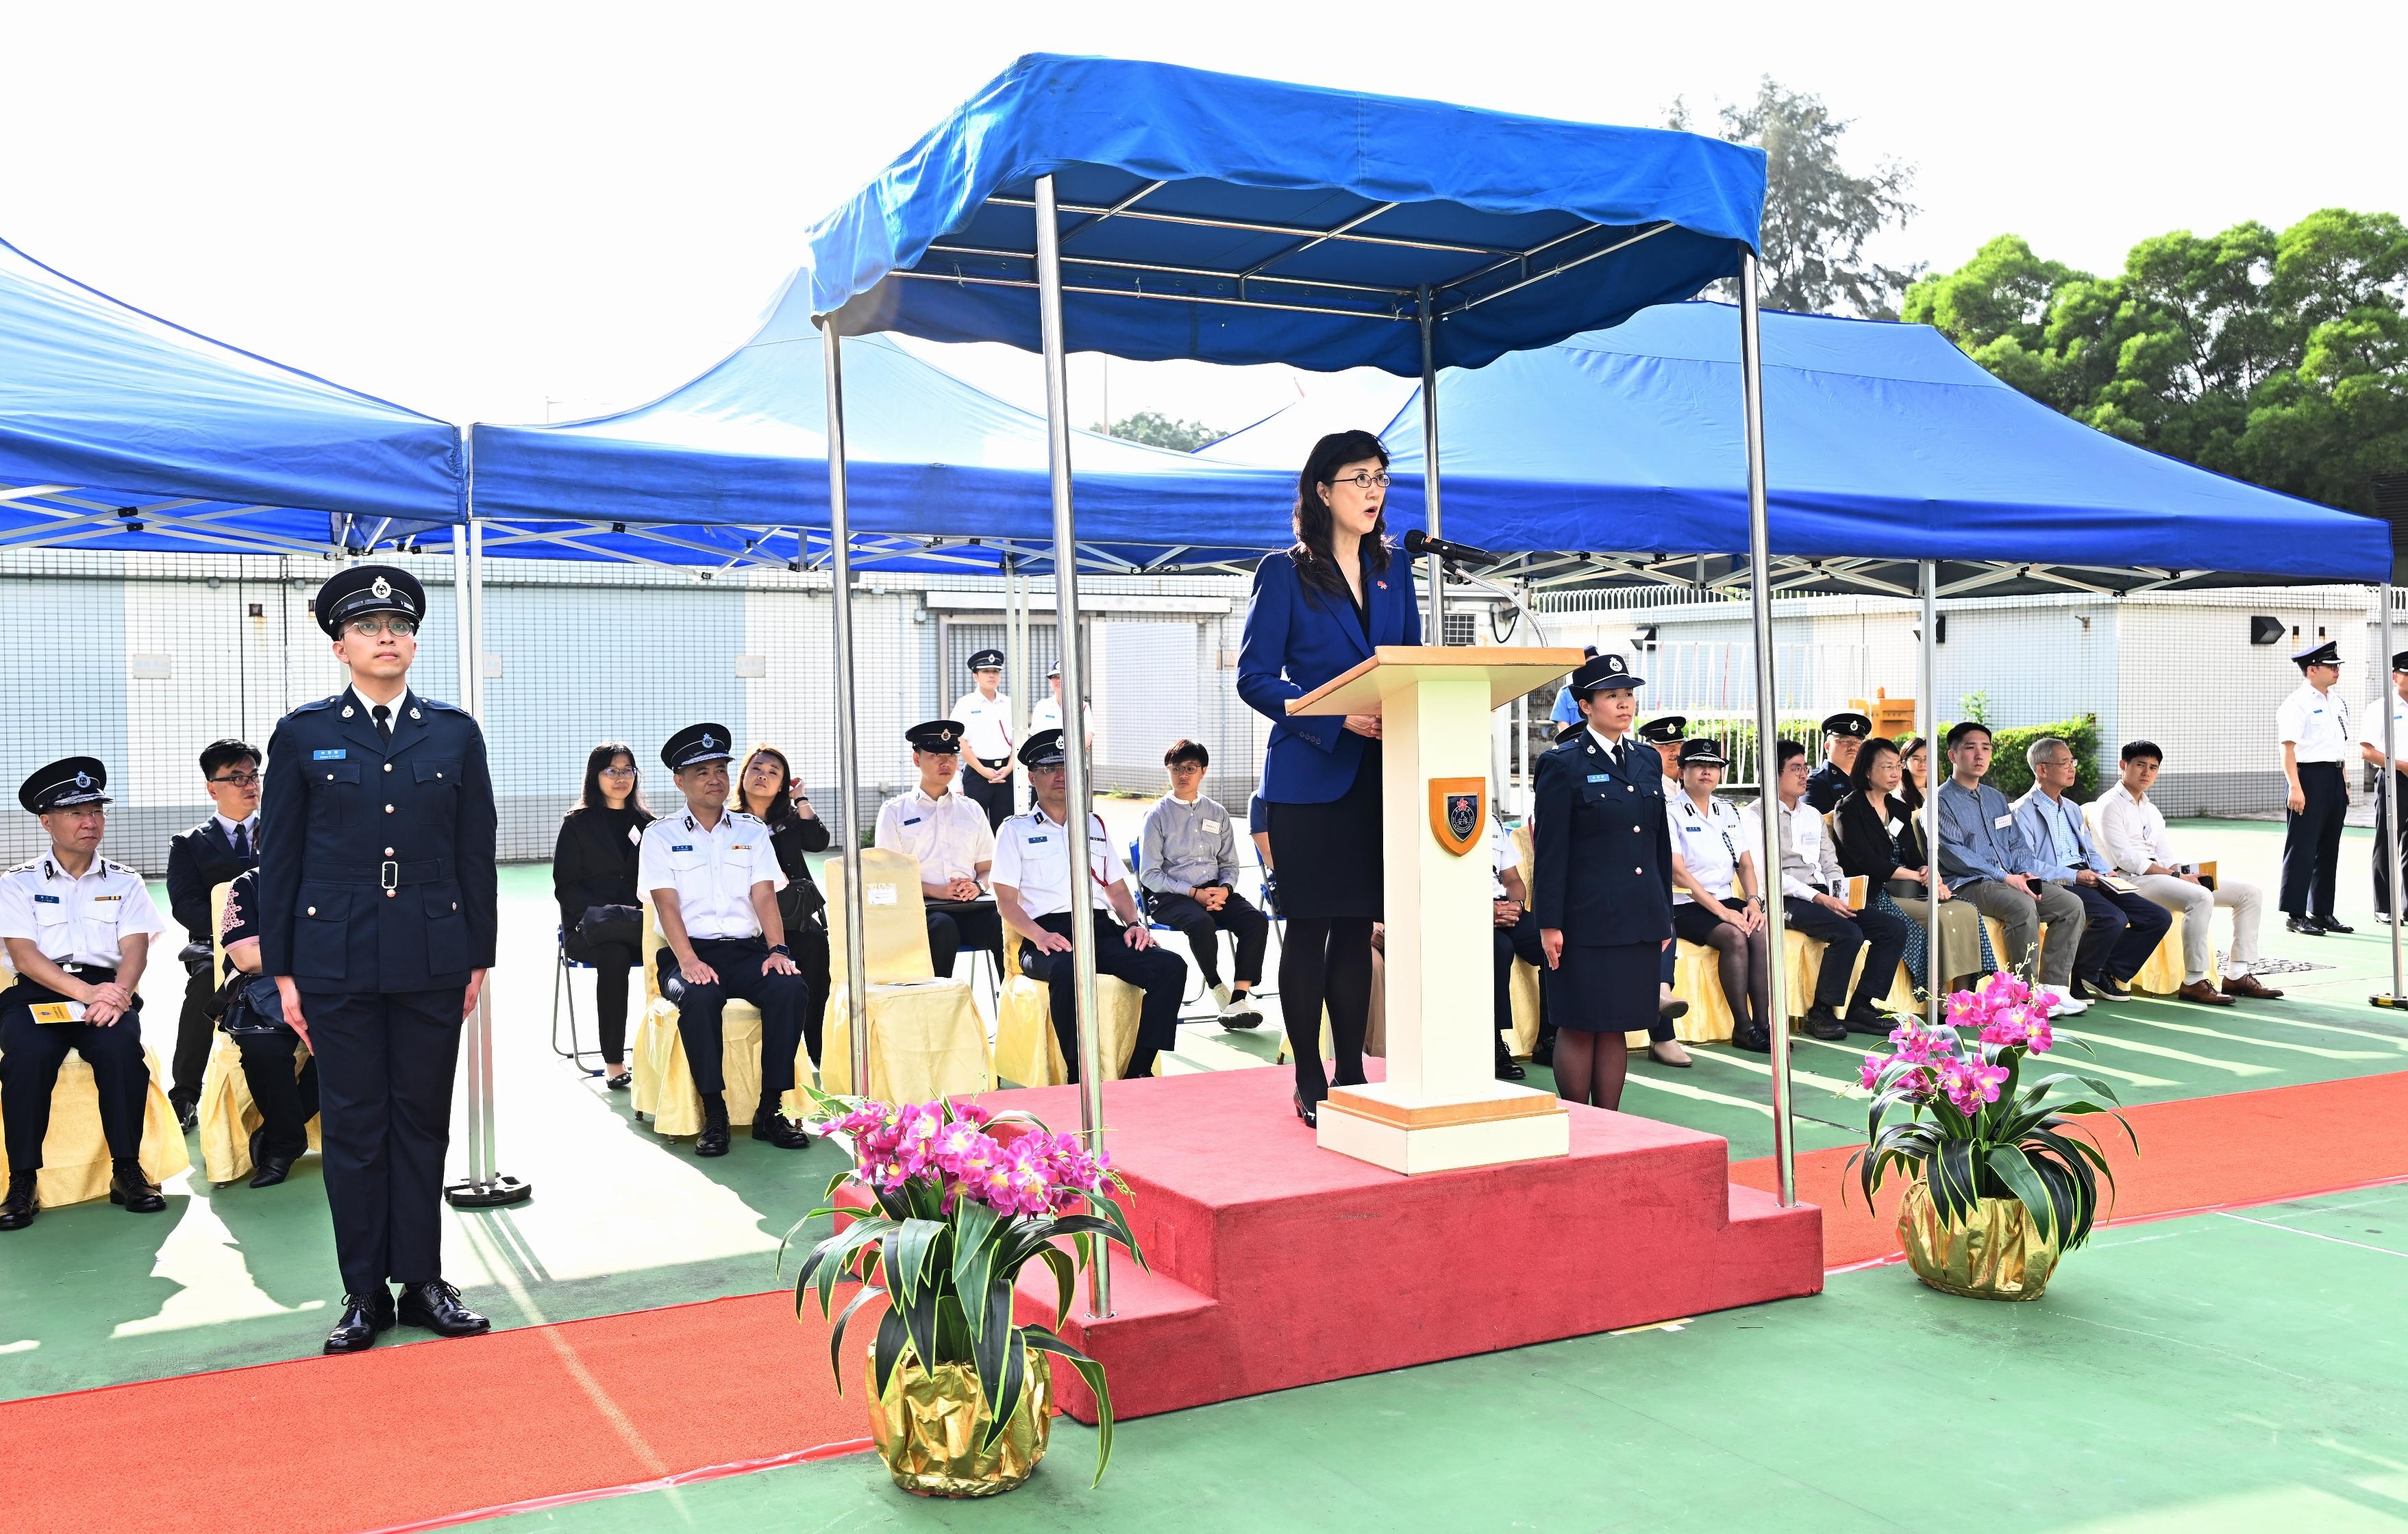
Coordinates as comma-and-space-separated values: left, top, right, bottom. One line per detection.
769, 943, 792, 957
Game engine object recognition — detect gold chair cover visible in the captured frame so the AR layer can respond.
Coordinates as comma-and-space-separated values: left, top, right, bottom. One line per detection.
628, 900, 812, 1136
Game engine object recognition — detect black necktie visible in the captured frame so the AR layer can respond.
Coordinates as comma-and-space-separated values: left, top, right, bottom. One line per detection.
373, 704, 392, 745
230, 822, 251, 863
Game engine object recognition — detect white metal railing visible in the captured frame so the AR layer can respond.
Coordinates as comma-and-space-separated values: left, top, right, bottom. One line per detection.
1529, 584, 1743, 615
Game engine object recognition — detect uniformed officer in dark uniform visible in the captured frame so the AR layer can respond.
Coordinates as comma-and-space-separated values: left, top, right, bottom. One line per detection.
164, 737, 262, 1128
1, 758, 169, 1229
1807, 711, 1872, 813
1531, 654, 1676, 1111
258, 565, 498, 1354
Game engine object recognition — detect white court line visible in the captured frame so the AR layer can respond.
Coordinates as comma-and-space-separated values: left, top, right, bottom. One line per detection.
2053, 1026, 2276, 1076
2126, 1015, 2392, 1061
1688, 1046, 1867, 1098
2215, 1211, 2408, 1259
1795, 1032, 2176, 1088
1621, 1072, 1774, 1117
2189, 1009, 2408, 1051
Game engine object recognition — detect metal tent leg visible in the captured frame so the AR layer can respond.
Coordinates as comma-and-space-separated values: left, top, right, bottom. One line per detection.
1737, 250, 1793, 1209
2379, 584, 2405, 1008
1922, 559, 1941, 1029
821, 322, 873, 1092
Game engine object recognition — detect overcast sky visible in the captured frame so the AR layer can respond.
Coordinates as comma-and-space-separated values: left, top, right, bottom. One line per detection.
5, 2, 2398, 438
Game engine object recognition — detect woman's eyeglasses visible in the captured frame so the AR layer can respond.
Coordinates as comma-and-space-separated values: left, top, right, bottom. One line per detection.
1328, 471, 1391, 491
599, 766, 636, 779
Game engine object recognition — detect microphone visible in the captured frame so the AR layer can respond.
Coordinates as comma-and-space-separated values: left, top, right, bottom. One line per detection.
1402, 527, 1496, 566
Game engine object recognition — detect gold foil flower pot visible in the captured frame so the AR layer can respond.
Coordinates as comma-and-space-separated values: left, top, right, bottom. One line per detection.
868, 1346, 1052, 1497
1897, 1180, 2059, 1301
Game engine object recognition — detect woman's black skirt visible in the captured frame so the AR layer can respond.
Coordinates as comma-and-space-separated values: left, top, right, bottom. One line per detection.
1543, 940, 1659, 1034
1265, 745, 1384, 920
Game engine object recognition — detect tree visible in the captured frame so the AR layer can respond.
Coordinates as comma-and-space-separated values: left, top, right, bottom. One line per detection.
1091, 410, 1226, 452
1904, 209, 2408, 512
1670, 79, 1922, 318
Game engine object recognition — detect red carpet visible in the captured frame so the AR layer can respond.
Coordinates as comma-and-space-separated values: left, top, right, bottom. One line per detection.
1732, 1071, 2408, 1268
8, 1070, 2403, 1534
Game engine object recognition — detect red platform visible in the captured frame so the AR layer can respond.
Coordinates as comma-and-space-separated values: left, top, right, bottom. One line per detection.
991, 1066, 1823, 1422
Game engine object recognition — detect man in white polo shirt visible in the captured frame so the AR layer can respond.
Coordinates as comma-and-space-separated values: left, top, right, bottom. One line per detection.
2098, 739, 2281, 1006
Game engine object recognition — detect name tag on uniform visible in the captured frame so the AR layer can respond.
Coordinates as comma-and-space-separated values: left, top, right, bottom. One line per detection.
29, 1002, 84, 1024
33, 893, 59, 904
671, 843, 693, 852
1029, 834, 1049, 843
1203, 819, 1221, 832
1993, 814, 2014, 830
904, 817, 921, 826
313, 749, 347, 760
1588, 774, 1611, 782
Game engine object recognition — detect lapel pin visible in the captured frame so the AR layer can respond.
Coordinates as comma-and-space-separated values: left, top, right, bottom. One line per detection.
410, 707, 421, 719
341, 706, 354, 717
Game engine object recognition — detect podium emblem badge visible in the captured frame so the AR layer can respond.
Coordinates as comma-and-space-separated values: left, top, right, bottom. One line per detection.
1428, 776, 1485, 856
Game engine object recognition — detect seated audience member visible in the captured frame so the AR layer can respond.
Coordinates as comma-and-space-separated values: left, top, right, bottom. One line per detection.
1637, 716, 1694, 1033
737, 745, 833, 1063
164, 737, 262, 1128
1487, 816, 1537, 1081
1137, 740, 1267, 1026
993, 730, 1185, 1083
1898, 735, 1935, 813
873, 721, 1004, 980
554, 741, 653, 1090
2013, 737, 2172, 1003
214, 863, 321, 1187
638, 724, 812, 1157
1806, 711, 1871, 813
1, 757, 168, 1230
2096, 740, 2282, 1006
1748, 741, 1909, 1039
1833, 736, 1996, 993
1664, 739, 1777, 1051
1933, 722, 2090, 1013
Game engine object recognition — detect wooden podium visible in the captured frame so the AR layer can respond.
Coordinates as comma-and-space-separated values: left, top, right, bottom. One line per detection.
1289, 645, 1587, 1173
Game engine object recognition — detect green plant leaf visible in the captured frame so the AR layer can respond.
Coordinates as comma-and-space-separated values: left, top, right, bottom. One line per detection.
949, 1198, 1001, 1365
1983, 1143, 2058, 1241
871, 1306, 909, 1398
1037, 1244, 1076, 1331
971, 1272, 1017, 1428
893, 1217, 947, 1311
882, 1230, 941, 1372
980, 1324, 1030, 1452
1081, 1191, 1151, 1273
1025, 1324, 1117, 1486
828, 1281, 886, 1396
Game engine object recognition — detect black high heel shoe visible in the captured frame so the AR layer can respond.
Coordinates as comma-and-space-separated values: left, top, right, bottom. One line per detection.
1293, 1093, 1317, 1128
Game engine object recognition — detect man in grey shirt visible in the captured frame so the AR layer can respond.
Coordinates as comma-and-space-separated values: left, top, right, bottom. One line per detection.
1933, 721, 2090, 1013
1139, 740, 1268, 1026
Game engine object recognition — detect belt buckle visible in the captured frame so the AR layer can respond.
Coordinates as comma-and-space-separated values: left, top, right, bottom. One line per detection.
380, 859, 399, 895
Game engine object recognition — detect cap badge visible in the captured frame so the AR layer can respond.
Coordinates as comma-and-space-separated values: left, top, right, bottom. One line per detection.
699, 731, 717, 749
371, 576, 392, 600
74, 771, 90, 788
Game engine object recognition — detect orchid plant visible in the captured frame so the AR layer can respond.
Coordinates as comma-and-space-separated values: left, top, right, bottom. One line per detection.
1847, 975, 2134, 1249
782, 1090, 1145, 1485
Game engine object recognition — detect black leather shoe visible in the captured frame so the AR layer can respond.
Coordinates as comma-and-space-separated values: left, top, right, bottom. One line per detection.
1293, 1092, 1317, 1128
605, 1072, 632, 1091
2317, 915, 2356, 934
1495, 1052, 1527, 1081
0, 1174, 36, 1231
695, 1098, 731, 1157
1731, 1026, 1773, 1053
397, 1279, 491, 1337
324, 1291, 397, 1354
2075, 974, 2133, 1002
1530, 1027, 1556, 1067
1842, 1002, 1891, 1037
109, 1161, 165, 1213
173, 1097, 199, 1133
2287, 916, 2325, 937
752, 1109, 812, 1149
249, 1152, 297, 1189
1801, 1006, 1848, 1042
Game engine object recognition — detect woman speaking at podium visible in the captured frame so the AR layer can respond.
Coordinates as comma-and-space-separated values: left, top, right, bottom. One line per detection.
1238, 431, 1421, 1126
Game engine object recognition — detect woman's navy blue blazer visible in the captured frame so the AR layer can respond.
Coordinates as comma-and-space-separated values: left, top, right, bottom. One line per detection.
1237, 545, 1422, 804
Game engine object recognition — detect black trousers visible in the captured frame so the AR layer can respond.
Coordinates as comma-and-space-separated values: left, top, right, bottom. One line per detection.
578, 939, 639, 1063
961, 761, 1015, 830
927, 905, 1006, 979
1143, 888, 1269, 989
171, 963, 218, 1109
793, 924, 830, 1065
2376, 771, 2408, 916
1782, 897, 1911, 1011
301, 987, 462, 1296
1493, 911, 1549, 1058
663, 937, 812, 1097
0, 980, 149, 1172
235, 1030, 321, 1159
2068, 880, 2173, 984
1020, 912, 1185, 1083
2281, 760, 2347, 918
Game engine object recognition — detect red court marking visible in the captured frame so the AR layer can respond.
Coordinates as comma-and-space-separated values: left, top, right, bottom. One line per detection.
6, 1070, 2402, 1534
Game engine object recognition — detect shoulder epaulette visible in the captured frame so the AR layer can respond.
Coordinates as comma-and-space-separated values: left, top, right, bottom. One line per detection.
293, 695, 340, 715
727, 809, 762, 825
419, 696, 466, 714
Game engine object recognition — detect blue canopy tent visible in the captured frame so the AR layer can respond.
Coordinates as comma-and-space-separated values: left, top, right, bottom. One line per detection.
790, 52, 1783, 1237
0, 234, 462, 556
467, 314, 1292, 576
1210, 301, 2392, 594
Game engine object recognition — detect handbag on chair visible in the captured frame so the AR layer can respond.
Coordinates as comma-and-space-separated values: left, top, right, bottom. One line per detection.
576, 904, 643, 949
213, 974, 295, 1039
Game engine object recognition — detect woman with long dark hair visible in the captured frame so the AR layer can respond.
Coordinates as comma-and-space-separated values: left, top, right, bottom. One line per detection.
1237, 430, 1420, 1124
1898, 735, 1933, 814
1833, 736, 1994, 993
553, 743, 654, 1088
737, 745, 833, 1067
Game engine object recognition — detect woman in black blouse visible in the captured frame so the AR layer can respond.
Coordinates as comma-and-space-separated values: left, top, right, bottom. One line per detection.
738, 745, 832, 1065
553, 743, 654, 1088
1830, 736, 1993, 994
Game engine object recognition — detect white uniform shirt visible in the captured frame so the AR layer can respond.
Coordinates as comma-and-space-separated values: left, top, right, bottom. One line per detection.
1665, 791, 1744, 904
2359, 688, 2408, 767
637, 808, 784, 940
1028, 696, 1093, 748
876, 787, 997, 884
2096, 782, 2182, 877
952, 689, 1015, 762
0, 853, 165, 969
1491, 821, 1518, 901
991, 808, 1124, 920
2277, 681, 2352, 763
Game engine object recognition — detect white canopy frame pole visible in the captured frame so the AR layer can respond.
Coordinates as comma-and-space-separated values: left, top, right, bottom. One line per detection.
1921, 560, 1942, 1030
820, 322, 873, 1093
2383, 584, 2403, 1006
1419, 286, 1446, 645
445, 510, 529, 1207
1036, 173, 1112, 1319
1738, 250, 1794, 1208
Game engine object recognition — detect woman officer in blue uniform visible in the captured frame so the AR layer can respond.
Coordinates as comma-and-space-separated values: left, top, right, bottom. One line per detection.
1532, 653, 1673, 1111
